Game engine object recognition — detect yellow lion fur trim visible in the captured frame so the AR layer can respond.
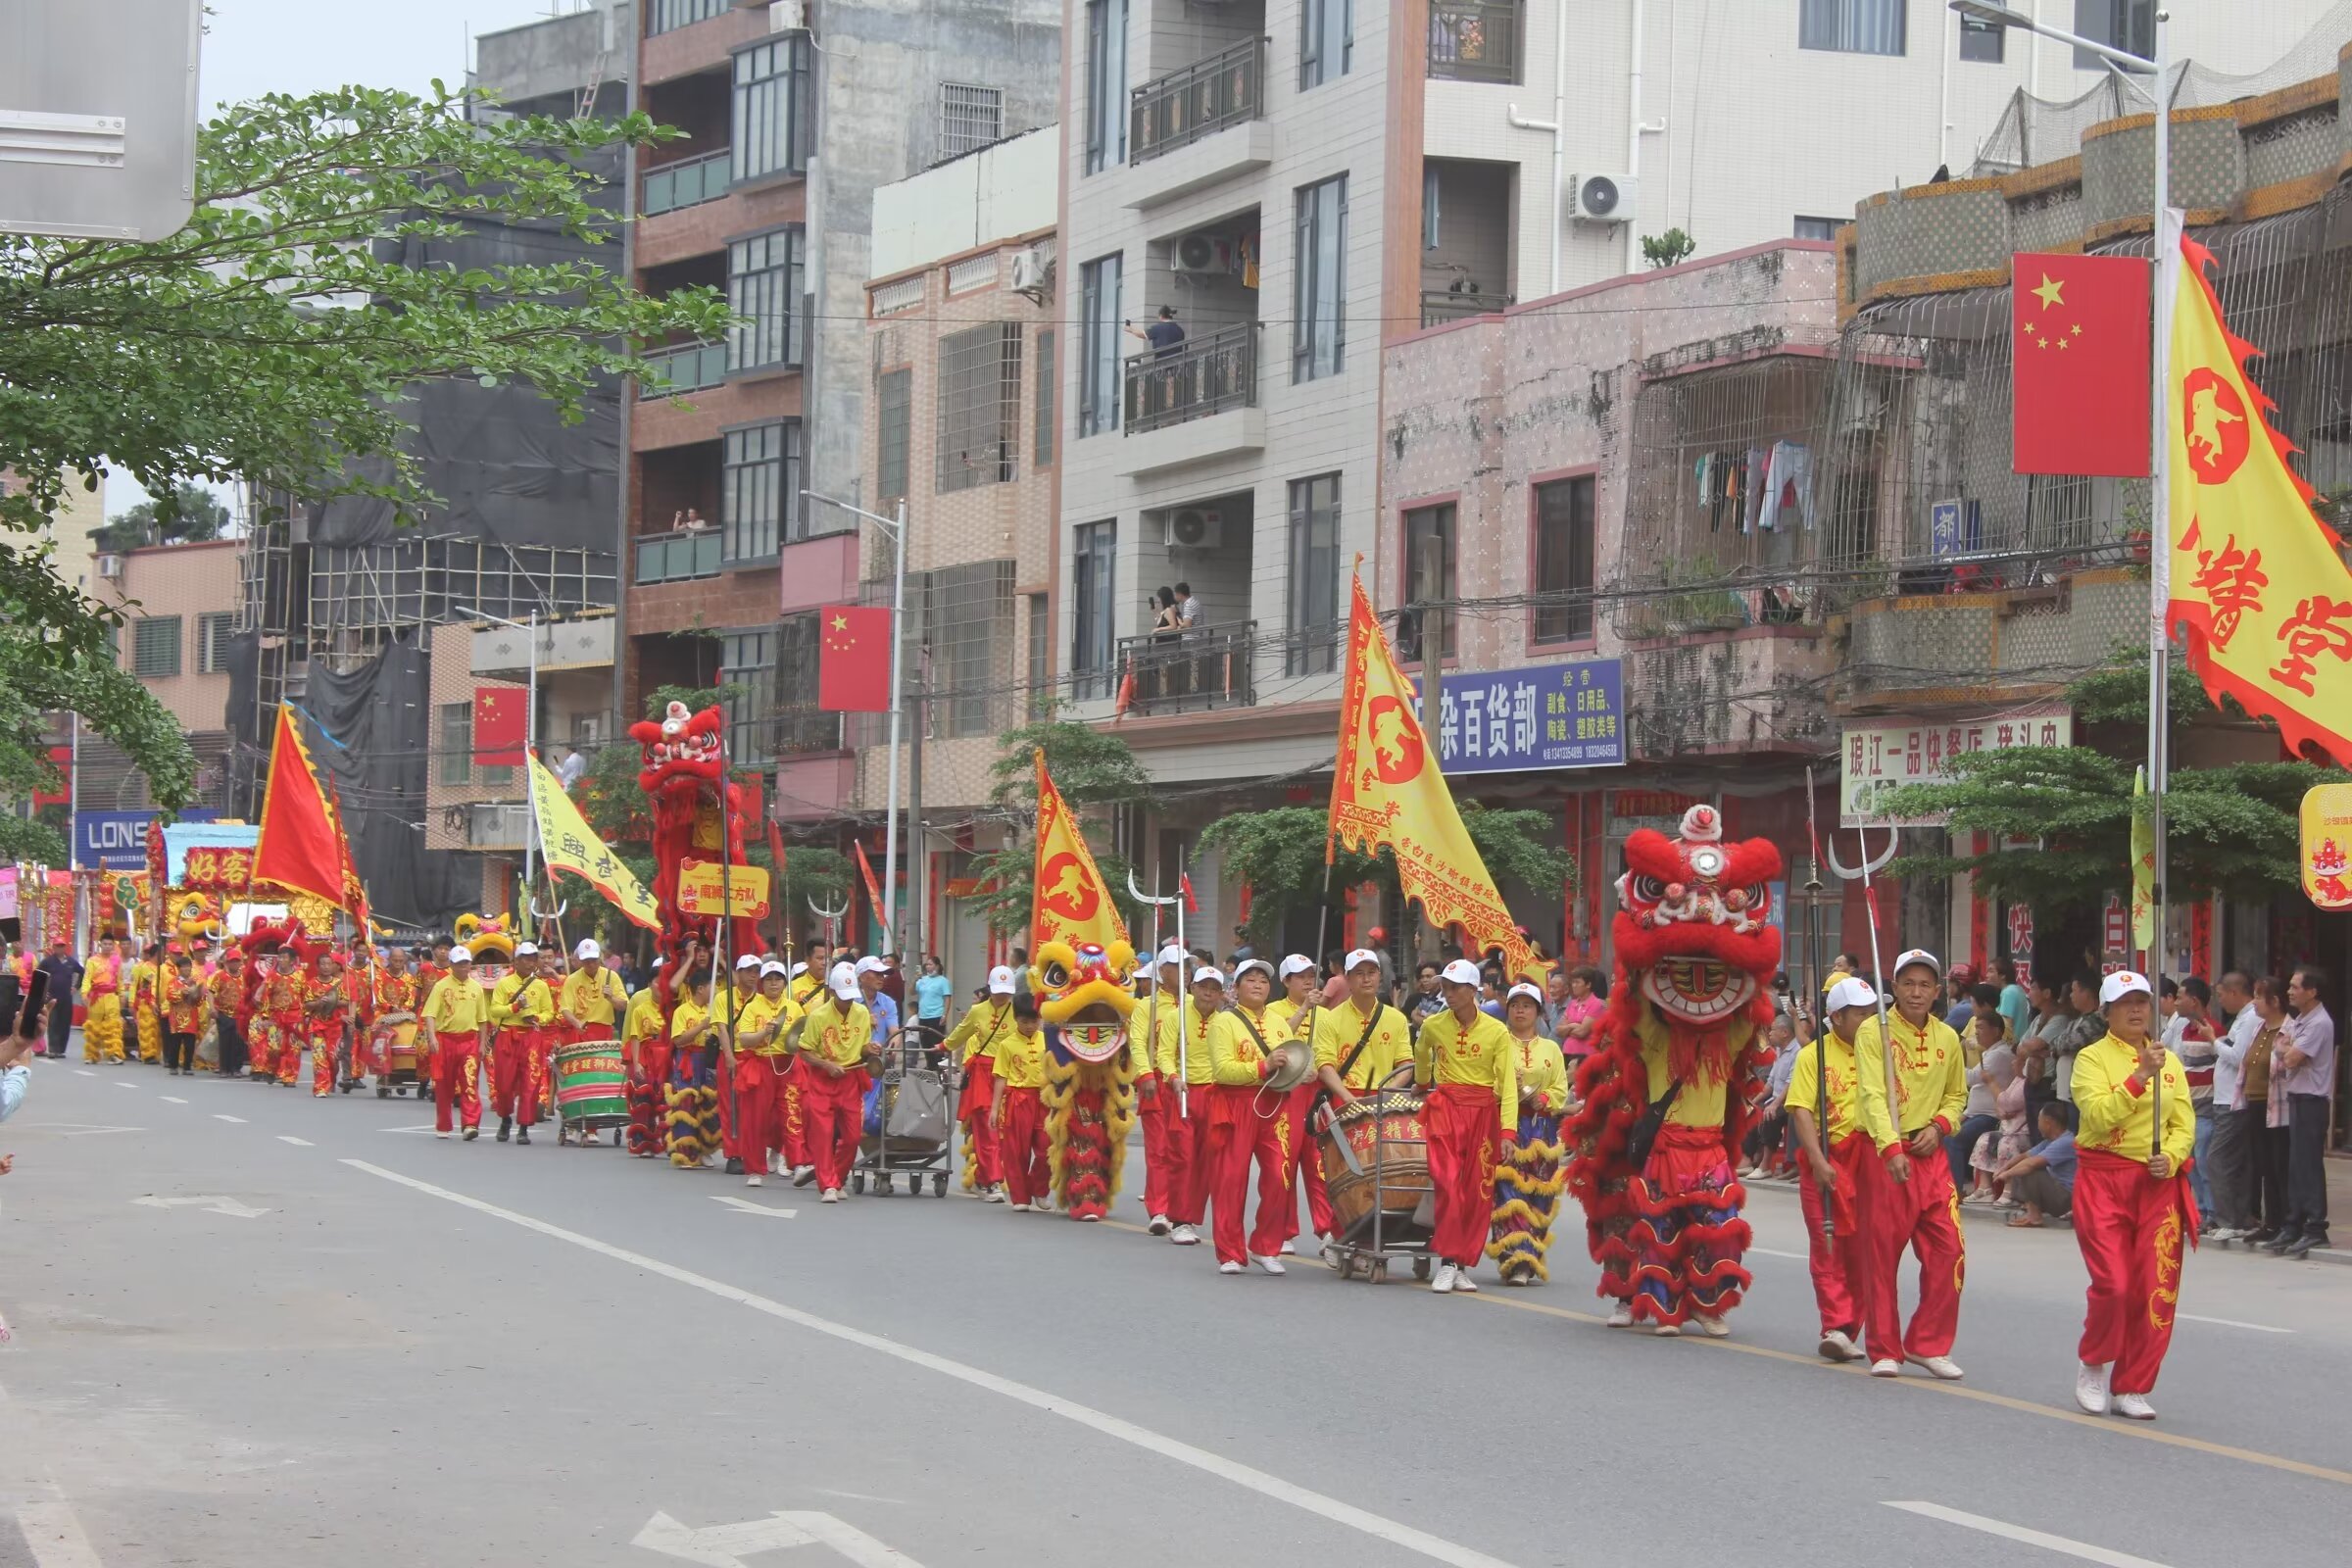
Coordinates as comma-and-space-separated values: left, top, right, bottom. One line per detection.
1042, 1055, 1078, 1191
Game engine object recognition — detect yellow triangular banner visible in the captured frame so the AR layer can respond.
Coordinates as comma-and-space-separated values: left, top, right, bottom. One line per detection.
527, 752, 662, 932
1030, 750, 1127, 955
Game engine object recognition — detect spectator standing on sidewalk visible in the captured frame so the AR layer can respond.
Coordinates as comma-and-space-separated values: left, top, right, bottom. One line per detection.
1993, 957, 2034, 1043
2161, 976, 2218, 1225
2266, 966, 2334, 1258
2242, 977, 2294, 1243
36, 939, 81, 1058
2205, 972, 2260, 1241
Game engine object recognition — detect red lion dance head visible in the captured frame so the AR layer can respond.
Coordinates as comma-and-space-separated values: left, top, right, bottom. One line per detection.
630, 700, 725, 801
1613, 803, 1783, 1049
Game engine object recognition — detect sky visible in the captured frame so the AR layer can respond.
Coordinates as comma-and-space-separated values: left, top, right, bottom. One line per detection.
106, 0, 578, 518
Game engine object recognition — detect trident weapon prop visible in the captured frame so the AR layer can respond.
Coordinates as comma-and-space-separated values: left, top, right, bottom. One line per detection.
1128, 869, 1188, 1118
808, 892, 848, 952
1800, 764, 1833, 1243
1826, 818, 1906, 1177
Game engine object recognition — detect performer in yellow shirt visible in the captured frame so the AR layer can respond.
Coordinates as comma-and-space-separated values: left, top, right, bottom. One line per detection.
1169, 961, 1223, 1247
81, 939, 126, 1064
1201, 961, 1291, 1275
1265, 956, 1333, 1253
795, 961, 876, 1202
419, 947, 490, 1139
621, 960, 671, 1157
161, 953, 208, 1076
2067, 970, 2197, 1421
666, 969, 723, 1170
788, 941, 830, 1008
726, 960, 803, 1186
129, 943, 165, 1064
1850, 949, 1971, 1380
1488, 982, 1570, 1286
1414, 958, 1518, 1295
487, 943, 558, 1145
557, 939, 630, 1145
1784, 976, 1878, 1363
991, 990, 1054, 1211
946, 966, 1018, 1199
1130, 947, 1193, 1233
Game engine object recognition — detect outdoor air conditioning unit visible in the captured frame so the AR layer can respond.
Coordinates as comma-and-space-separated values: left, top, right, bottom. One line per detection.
1010, 245, 1054, 299
96, 553, 122, 580
1173, 230, 1235, 275
1163, 508, 1223, 550
1569, 172, 1634, 223
770, 1, 807, 32
573, 714, 609, 747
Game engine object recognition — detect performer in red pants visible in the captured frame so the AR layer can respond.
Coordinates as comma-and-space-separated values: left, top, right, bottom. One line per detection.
1167, 966, 1223, 1247
794, 962, 874, 1202
1414, 959, 1518, 1294
1202, 960, 1295, 1275
420, 947, 489, 1139
488, 944, 556, 1146
946, 966, 1017, 1197
728, 961, 801, 1184
1265, 956, 1335, 1251
1852, 950, 1970, 1380
1308, 950, 1414, 1250
1785, 976, 1879, 1362
557, 938, 630, 1146
303, 952, 353, 1098
623, 963, 671, 1158
992, 993, 1054, 1209
1132, 947, 1189, 1230
2067, 970, 2197, 1420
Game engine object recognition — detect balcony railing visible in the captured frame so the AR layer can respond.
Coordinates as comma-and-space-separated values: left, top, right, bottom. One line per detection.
1420, 289, 1513, 327
642, 338, 727, 394
1112, 620, 1256, 714
1131, 37, 1266, 165
1428, 3, 1520, 83
642, 148, 732, 216
635, 527, 722, 585
1123, 323, 1257, 435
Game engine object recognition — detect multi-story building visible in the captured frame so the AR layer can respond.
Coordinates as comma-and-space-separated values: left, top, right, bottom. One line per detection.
84, 539, 243, 814
622, 0, 1061, 803
845, 126, 1060, 976
1054, 0, 2345, 951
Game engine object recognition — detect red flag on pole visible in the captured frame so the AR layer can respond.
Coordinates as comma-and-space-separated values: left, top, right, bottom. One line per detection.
854, 840, 886, 921
472, 685, 526, 765
2011, 252, 2152, 477
818, 606, 893, 712
253, 707, 350, 910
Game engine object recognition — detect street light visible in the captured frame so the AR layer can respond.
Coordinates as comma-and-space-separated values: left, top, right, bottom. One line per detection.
802, 491, 910, 958
455, 603, 542, 908
1947, 2, 2175, 966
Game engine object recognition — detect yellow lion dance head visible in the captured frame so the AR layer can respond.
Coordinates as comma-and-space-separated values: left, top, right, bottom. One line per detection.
453, 912, 516, 964
1029, 937, 1138, 1064
172, 892, 224, 950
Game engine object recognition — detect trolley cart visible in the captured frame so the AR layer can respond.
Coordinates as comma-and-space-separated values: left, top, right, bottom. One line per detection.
1317, 1087, 1439, 1284
369, 1021, 431, 1099
552, 1039, 632, 1146
851, 1028, 954, 1197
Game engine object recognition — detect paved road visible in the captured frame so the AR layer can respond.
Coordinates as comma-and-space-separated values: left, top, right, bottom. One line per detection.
3, 1059, 2347, 1568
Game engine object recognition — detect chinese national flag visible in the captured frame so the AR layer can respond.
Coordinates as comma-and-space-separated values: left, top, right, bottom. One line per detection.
818, 606, 893, 712
253, 707, 351, 910
2012, 252, 2152, 477
473, 685, 526, 765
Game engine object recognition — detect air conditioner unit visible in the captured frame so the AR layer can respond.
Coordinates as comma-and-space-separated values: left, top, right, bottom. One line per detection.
1010, 246, 1054, 297
1569, 172, 1634, 223
1173, 231, 1235, 275
96, 553, 123, 580
1163, 508, 1223, 550
770, 0, 807, 31
573, 714, 609, 747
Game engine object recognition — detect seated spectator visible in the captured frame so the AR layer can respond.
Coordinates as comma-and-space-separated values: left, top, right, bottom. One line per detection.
1995, 1101, 2077, 1227
1741, 1014, 1799, 1180
1948, 1009, 2007, 1195
1966, 1044, 2026, 1204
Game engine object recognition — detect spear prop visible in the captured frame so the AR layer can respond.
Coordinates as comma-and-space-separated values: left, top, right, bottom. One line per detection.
1827, 820, 1903, 1176
1129, 869, 1187, 1119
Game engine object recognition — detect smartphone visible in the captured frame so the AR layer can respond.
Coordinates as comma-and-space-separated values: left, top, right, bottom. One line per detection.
16, 966, 48, 1039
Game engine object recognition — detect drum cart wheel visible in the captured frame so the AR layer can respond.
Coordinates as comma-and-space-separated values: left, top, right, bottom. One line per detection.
932, 1173, 947, 1197
1412, 1257, 1432, 1282
850, 1173, 866, 1195
376, 1084, 391, 1099
1369, 1260, 1390, 1283
877, 1174, 895, 1196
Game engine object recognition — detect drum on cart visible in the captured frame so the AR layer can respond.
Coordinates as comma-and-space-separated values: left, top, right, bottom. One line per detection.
554, 1042, 630, 1140
374, 1022, 426, 1098
1317, 1088, 1438, 1282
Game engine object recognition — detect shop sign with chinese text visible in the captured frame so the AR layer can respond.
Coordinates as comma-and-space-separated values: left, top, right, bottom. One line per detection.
1839, 710, 2073, 825
1437, 659, 1625, 774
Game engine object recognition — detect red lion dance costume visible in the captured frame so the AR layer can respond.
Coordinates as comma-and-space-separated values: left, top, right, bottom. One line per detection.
1032, 940, 1140, 1221
1562, 805, 1781, 1332
625, 702, 763, 1161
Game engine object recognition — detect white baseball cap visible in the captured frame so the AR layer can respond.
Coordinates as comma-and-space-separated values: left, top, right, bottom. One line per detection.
449, 945, 473, 964
854, 956, 888, 976
1156, 944, 1186, 968
1441, 958, 1482, 987
1506, 981, 1544, 1006
513, 941, 539, 957
827, 961, 859, 1002
652, 956, 665, 969
987, 964, 1017, 996
1891, 948, 1941, 979
789, 961, 808, 978
1344, 948, 1382, 971
735, 953, 761, 970
573, 938, 602, 961
1191, 966, 1227, 989
2099, 970, 2154, 1005
1826, 976, 1879, 1012
760, 960, 790, 980
1232, 957, 1274, 982
1279, 955, 1317, 980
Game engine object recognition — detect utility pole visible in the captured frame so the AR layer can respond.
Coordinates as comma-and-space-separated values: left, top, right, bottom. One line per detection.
1414, 533, 1447, 965
907, 645, 928, 966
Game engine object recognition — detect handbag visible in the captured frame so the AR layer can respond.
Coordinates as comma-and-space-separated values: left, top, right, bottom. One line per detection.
1624, 1077, 1686, 1169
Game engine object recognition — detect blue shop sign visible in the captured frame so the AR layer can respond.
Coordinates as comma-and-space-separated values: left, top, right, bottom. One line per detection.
1436, 659, 1625, 774
74, 808, 218, 870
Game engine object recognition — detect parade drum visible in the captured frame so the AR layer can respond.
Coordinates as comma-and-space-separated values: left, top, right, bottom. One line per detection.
384, 1022, 421, 1076
1318, 1089, 1433, 1235
554, 1042, 629, 1125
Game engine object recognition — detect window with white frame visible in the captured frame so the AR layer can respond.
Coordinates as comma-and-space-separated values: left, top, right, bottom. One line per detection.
1285, 474, 1341, 675
937, 323, 1023, 493
723, 421, 799, 560
133, 615, 182, 678
1293, 176, 1348, 384
939, 83, 1004, 160
733, 34, 813, 183
1083, 0, 1127, 173
1798, 0, 1905, 56
727, 227, 805, 372
1078, 254, 1122, 436
197, 612, 236, 674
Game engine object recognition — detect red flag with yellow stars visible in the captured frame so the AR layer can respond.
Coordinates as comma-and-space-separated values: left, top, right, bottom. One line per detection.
1030, 750, 1128, 956
472, 685, 525, 765
818, 606, 893, 712
2165, 235, 2352, 765
1327, 572, 1538, 980
2011, 252, 2151, 477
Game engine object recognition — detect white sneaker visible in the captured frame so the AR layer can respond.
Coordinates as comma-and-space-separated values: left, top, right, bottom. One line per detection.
1430, 1261, 1458, 1294
984, 1188, 1007, 1203
1452, 1270, 1479, 1294
1169, 1224, 1200, 1246
435, 1130, 450, 1140
1218, 1260, 1244, 1275
1910, 1353, 1964, 1381
820, 1190, 841, 1204
1009, 1202, 1032, 1212
1278, 1238, 1297, 1255
745, 1174, 762, 1188
1870, 1358, 1902, 1378
792, 1166, 817, 1187
1818, 1329, 1859, 1362
2115, 1392, 2156, 1421
1606, 1304, 1634, 1328
2075, 1362, 2110, 1414
1251, 1253, 1287, 1276
1034, 1199, 1055, 1215
1692, 1313, 1729, 1338
1654, 1322, 1681, 1338
1148, 1214, 1171, 1236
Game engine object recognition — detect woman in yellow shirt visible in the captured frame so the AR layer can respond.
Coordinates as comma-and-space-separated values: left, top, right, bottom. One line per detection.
1413, 958, 1519, 1295
1200, 960, 1293, 1276
2067, 970, 2196, 1422
990, 992, 1054, 1211
1488, 983, 1570, 1286
945, 967, 1018, 1199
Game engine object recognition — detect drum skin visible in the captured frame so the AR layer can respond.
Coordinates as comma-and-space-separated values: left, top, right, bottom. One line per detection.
1318, 1089, 1434, 1233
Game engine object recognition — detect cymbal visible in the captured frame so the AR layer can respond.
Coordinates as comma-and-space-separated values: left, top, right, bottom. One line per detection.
1262, 1039, 1315, 1093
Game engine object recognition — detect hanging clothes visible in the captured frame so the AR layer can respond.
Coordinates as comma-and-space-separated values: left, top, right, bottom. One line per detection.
1760, 440, 1815, 533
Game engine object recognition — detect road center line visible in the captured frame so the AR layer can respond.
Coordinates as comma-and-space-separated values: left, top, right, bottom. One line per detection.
277, 1136, 313, 1147
114, 1082, 137, 1090
213, 1114, 246, 1123
345, 1159, 1519, 1568
74, 1069, 94, 1077
2178, 1312, 2292, 1334
159, 1096, 187, 1104
1745, 1246, 1808, 1260
1466, 1289, 2352, 1487
1884, 1500, 2171, 1566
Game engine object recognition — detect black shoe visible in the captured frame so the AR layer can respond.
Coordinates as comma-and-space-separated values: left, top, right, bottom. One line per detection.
725, 1156, 744, 1175
2245, 1227, 2277, 1245
2288, 1232, 2329, 1258
496, 1117, 512, 1144
2263, 1231, 2301, 1254
515, 1127, 531, 1146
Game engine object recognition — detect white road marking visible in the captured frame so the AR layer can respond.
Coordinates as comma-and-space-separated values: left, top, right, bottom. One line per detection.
276, 1136, 313, 1147
379, 1124, 439, 1135
213, 1114, 246, 1123
710, 1194, 798, 1218
14, 1487, 106, 1568
73, 1069, 94, 1077
114, 1081, 138, 1090
160, 1096, 187, 1104
1747, 1246, 1808, 1260
786, 1510, 924, 1566
33, 1124, 143, 1137
2179, 1312, 2292, 1335
349, 1160, 1521, 1568
130, 1195, 270, 1220
1885, 1501, 2172, 1567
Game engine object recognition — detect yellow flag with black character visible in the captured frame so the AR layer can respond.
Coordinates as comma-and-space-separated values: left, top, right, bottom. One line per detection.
527, 752, 662, 931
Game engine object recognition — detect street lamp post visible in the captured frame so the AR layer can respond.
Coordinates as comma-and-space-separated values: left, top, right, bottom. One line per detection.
1949, 1, 2174, 967
803, 491, 910, 957
457, 603, 541, 917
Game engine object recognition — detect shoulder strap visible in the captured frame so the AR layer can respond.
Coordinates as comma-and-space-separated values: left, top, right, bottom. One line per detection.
1233, 1008, 1272, 1056
1335, 1002, 1385, 1085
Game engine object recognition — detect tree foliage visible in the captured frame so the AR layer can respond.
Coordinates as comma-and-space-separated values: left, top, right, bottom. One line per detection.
0, 84, 729, 810
91, 484, 231, 553
964, 711, 1154, 937
0, 813, 70, 867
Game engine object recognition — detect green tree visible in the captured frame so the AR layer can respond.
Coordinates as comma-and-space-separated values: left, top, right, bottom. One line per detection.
0, 84, 729, 812
0, 813, 70, 866
1200, 803, 1571, 949
1642, 227, 1697, 269
90, 484, 232, 553
964, 710, 1154, 937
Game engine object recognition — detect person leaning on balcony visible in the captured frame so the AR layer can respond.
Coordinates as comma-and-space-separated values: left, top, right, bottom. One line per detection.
1125, 305, 1185, 360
